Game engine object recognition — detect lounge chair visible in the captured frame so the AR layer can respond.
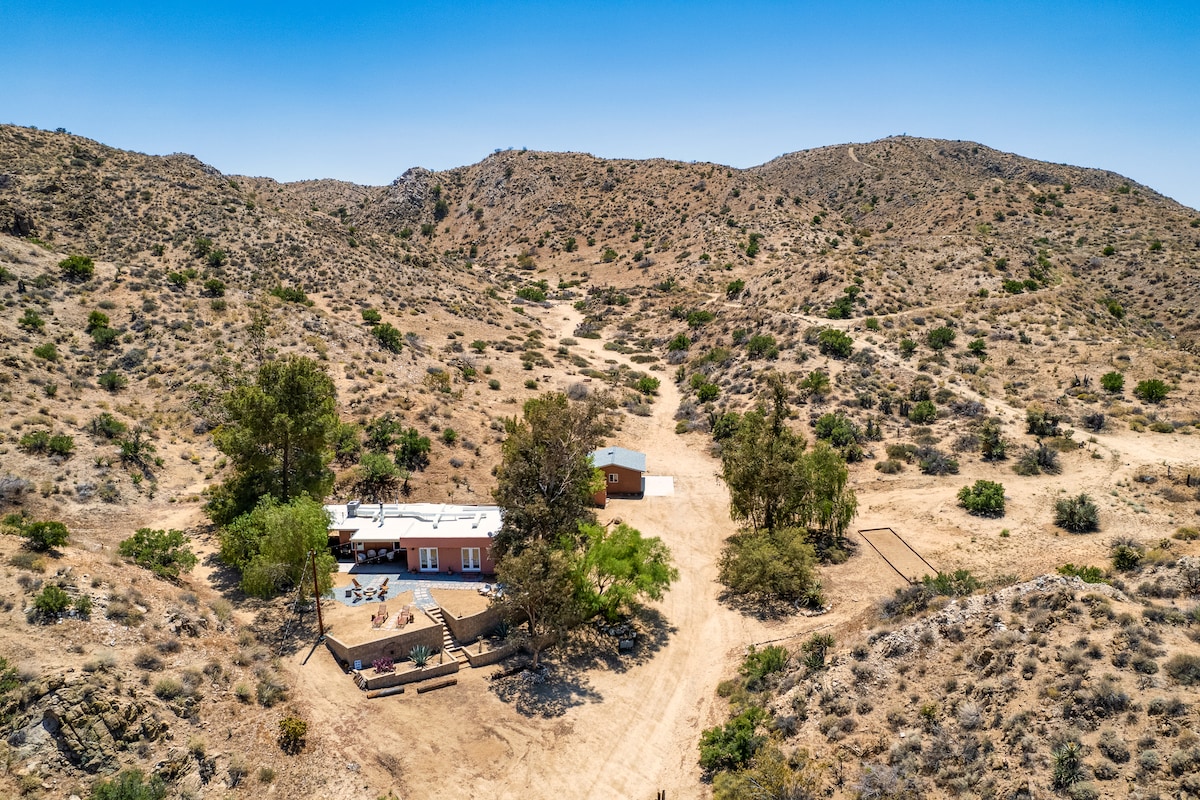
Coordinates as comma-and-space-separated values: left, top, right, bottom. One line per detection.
351, 578, 363, 589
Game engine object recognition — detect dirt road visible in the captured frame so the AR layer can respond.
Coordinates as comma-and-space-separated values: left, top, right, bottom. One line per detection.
288, 303, 869, 799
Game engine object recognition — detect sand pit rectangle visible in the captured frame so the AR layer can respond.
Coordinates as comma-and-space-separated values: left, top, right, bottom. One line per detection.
858, 527, 936, 583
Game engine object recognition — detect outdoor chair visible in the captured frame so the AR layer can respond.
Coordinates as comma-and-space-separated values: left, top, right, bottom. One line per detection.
351, 578, 363, 589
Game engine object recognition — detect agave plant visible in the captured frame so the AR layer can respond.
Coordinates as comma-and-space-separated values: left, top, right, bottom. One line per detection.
409, 645, 433, 668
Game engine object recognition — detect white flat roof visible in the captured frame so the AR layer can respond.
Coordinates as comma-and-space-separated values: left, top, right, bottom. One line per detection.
325, 502, 501, 543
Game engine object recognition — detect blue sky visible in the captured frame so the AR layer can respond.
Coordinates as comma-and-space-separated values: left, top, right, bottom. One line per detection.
3, 1, 1198, 209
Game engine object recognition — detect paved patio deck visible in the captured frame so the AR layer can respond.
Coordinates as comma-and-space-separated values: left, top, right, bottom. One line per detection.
332, 570, 491, 610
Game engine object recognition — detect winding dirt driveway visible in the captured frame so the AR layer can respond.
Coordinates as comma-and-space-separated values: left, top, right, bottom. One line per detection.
288, 302, 869, 799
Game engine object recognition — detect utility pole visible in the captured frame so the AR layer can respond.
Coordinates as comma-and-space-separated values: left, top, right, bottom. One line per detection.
309, 550, 325, 639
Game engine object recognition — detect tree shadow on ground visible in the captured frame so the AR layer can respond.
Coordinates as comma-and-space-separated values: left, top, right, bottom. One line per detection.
716, 591, 811, 621
557, 605, 675, 674
250, 602, 322, 658
489, 661, 602, 718
201, 551, 244, 597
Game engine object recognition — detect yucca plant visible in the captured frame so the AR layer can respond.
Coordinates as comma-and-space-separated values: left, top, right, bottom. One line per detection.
1055, 494, 1100, 533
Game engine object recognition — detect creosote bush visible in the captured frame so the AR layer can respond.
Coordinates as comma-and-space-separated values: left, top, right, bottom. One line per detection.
957, 480, 1005, 516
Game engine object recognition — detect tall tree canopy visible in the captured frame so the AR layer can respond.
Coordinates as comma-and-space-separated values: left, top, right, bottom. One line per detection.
493, 543, 578, 668
218, 495, 335, 599
206, 355, 339, 525
720, 377, 857, 552
574, 522, 679, 622
492, 392, 608, 558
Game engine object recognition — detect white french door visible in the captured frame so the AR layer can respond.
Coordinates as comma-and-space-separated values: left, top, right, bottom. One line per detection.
461, 547, 481, 571
418, 547, 439, 572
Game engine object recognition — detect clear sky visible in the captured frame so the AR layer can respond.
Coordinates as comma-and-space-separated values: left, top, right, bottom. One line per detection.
3, 1, 1198, 210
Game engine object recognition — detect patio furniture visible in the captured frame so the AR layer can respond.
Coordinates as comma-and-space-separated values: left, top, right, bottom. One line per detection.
364, 587, 376, 598
371, 606, 388, 628
386, 550, 395, 562
367, 549, 376, 560
352, 589, 363, 602
351, 578, 363, 589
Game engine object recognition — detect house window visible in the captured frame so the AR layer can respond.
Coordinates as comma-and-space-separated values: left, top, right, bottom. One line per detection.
418, 547, 439, 571
462, 548, 481, 571
608, 473, 619, 483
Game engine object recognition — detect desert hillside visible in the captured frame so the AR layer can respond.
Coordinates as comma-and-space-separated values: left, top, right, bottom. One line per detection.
0, 125, 1198, 799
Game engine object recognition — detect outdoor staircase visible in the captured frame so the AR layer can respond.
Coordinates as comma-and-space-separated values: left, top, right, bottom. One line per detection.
426, 607, 460, 655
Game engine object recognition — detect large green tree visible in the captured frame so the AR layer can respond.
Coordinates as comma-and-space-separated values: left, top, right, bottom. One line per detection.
206, 356, 339, 525
492, 392, 608, 558
720, 378, 857, 550
218, 495, 335, 599
717, 527, 821, 606
720, 379, 806, 533
574, 522, 678, 622
493, 543, 579, 668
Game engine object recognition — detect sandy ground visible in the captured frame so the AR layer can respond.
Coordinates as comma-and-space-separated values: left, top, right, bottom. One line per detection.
284, 301, 1199, 799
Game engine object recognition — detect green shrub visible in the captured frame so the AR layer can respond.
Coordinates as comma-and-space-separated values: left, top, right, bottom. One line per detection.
1100, 371, 1124, 393
33, 342, 58, 361
740, 645, 788, 690
899, 338, 917, 357
516, 286, 547, 302
488, 379, 500, 390
1134, 379, 1169, 404
957, 480, 1005, 516
816, 328, 853, 358
717, 528, 821, 606
22, 520, 69, 551
1025, 406, 1061, 436
908, 400, 937, 424
202, 278, 226, 297
601, 248, 618, 262
1164, 654, 1200, 685
18, 430, 51, 454
745, 334, 777, 359
47, 434, 74, 457
372, 323, 403, 353
18, 308, 44, 331
1110, 539, 1144, 571
800, 633, 835, 672
926, 326, 956, 350
1055, 494, 1100, 533
89, 768, 166, 800
278, 715, 308, 754
270, 285, 310, 304
59, 254, 95, 280
1058, 563, 1107, 583
361, 308, 382, 324
699, 706, 765, 773
98, 371, 128, 392
118, 528, 198, 581
90, 326, 120, 348
34, 584, 71, 617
